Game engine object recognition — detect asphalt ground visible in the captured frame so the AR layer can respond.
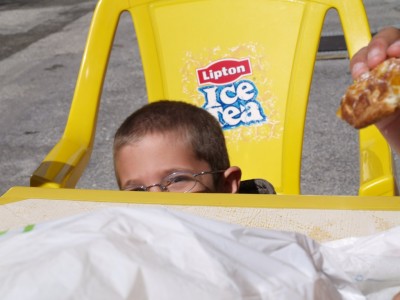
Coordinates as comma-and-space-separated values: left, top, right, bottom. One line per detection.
0, 0, 399, 196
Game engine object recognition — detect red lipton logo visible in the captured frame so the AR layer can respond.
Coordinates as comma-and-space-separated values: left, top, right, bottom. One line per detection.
196, 58, 252, 85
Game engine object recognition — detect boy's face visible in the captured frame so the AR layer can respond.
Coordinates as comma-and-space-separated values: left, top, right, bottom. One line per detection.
114, 132, 217, 192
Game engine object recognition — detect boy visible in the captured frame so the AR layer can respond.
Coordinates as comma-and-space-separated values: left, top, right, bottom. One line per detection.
113, 100, 275, 194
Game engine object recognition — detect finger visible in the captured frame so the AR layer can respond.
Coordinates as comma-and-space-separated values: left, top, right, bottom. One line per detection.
367, 27, 400, 68
387, 40, 400, 58
366, 38, 390, 69
350, 46, 369, 79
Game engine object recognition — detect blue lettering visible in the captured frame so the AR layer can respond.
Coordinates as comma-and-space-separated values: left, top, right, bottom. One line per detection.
198, 80, 267, 130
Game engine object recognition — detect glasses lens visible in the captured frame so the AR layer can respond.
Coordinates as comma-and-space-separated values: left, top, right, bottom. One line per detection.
164, 172, 197, 192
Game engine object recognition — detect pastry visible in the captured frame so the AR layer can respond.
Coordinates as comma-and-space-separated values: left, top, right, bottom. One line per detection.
337, 58, 400, 129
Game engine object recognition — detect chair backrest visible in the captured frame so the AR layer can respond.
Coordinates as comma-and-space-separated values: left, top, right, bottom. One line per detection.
31, 0, 397, 195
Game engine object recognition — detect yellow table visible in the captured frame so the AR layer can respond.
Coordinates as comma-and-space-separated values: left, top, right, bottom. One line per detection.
1, 186, 400, 242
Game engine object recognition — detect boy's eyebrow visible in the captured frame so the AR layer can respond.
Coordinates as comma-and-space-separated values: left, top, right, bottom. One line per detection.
162, 168, 200, 176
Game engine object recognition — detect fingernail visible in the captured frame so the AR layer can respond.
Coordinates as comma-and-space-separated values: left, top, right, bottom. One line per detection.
389, 40, 400, 49
367, 48, 381, 60
352, 62, 367, 76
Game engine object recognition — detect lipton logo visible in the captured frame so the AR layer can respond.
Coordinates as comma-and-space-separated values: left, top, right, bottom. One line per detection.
197, 58, 252, 85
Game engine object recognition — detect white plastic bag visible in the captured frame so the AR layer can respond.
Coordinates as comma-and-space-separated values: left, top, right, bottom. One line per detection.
0, 207, 399, 299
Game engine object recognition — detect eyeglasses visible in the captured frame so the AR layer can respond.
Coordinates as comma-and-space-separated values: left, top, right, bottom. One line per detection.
122, 170, 225, 193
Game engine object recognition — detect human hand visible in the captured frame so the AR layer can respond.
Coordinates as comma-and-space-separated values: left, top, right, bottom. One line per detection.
350, 26, 400, 79
347, 28, 400, 153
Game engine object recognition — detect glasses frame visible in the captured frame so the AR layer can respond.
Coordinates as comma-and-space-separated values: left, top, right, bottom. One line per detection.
122, 170, 226, 193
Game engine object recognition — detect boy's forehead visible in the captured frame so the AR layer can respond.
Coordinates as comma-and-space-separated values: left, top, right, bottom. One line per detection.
115, 132, 213, 188
116, 132, 210, 169
134, 130, 191, 148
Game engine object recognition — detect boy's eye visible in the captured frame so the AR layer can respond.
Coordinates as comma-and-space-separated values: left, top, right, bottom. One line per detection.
168, 174, 194, 183
164, 173, 197, 192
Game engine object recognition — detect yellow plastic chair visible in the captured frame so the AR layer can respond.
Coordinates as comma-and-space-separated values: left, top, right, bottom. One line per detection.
30, 0, 397, 195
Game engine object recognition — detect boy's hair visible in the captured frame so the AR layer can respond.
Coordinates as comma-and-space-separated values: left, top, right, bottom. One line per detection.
113, 100, 231, 171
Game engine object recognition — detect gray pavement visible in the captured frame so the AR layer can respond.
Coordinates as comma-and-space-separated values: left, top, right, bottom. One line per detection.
0, 0, 399, 196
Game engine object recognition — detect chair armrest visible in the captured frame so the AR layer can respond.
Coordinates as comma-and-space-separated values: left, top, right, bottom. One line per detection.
30, 138, 91, 188
358, 126, 398, 196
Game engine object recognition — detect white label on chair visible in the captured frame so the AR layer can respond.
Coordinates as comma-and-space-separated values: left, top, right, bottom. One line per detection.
197, 58, 267, 130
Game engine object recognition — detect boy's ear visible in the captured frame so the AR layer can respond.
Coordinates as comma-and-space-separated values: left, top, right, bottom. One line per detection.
221, 166, 242, 193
